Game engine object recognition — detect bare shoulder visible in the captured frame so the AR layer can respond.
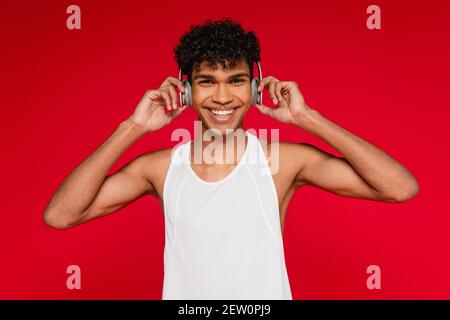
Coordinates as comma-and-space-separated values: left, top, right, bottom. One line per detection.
262, 139, 320, 185
262, 139, 310, 169
131, 147, 175, 199
139, 147, 173, 167
277, 141, 322, 161
257, 139, 300, 178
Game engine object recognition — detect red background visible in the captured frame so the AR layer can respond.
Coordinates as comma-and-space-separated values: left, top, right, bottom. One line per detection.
1, 0, 449, 299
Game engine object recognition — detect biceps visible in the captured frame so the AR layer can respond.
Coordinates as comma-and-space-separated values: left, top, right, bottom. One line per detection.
297, 148, 381, 200
79, 161, 152, 223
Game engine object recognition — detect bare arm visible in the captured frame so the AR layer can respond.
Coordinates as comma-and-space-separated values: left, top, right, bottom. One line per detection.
294, 109, 419, 202
43, 77, 188, 229
43, 120, 148, 229
255, 76, 419, 203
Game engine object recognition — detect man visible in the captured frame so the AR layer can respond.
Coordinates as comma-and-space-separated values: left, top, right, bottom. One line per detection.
43, 18, 419, 300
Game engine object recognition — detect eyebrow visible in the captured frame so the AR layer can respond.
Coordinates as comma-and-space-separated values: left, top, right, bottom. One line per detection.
192, 72, 250, 81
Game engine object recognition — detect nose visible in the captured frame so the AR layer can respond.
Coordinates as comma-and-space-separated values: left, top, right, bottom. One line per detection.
211, 83, 233, 105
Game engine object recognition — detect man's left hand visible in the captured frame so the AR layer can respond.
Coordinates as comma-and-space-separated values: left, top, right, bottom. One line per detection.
255, 76, 313, 127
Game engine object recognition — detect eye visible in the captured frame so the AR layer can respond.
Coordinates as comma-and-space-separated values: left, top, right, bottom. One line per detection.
231, 79, 244, 84
199, 80, 213, 84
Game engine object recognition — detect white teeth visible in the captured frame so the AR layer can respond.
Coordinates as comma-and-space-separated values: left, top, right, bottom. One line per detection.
210, 109, 234, 116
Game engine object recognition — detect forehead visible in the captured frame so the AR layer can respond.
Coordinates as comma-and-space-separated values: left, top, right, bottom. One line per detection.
193, 60, 250, 75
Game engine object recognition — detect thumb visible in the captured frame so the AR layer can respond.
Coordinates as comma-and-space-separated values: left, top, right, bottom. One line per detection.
255, 103, 274, 118
172, 104, 188, 117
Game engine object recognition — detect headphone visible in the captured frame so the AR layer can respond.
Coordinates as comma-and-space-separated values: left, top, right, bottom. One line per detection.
178, 61, 263, 107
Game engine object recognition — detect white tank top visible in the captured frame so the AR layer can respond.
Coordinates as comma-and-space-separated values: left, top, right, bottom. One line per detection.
162, 131, 292, 300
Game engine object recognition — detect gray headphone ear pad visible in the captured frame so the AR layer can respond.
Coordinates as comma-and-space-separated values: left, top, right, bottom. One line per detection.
181, 80, 192, 106
251, 78, 260, 105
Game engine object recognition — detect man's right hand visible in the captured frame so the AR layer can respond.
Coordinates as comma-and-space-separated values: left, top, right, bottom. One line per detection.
128, 76, 189, 133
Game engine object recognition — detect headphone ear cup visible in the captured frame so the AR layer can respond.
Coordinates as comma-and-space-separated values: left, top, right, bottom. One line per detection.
181, 80, 192, 106
251, 78, 259, 105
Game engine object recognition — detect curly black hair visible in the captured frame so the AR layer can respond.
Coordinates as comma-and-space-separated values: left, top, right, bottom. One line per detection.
173, 18, 261, 83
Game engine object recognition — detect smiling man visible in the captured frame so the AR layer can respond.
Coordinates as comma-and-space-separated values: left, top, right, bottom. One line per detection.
43, 18, 419, 300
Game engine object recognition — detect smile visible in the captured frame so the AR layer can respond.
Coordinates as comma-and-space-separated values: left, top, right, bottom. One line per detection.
206, 107, 239, 122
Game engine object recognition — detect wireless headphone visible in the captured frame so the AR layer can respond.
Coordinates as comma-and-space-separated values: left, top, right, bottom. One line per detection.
178, 61, 263, 107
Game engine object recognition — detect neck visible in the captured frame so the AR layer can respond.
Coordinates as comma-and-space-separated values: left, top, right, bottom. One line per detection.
191, 119, 248, 166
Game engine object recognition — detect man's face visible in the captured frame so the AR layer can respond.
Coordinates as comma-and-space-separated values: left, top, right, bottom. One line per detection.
190, 60, 253, 135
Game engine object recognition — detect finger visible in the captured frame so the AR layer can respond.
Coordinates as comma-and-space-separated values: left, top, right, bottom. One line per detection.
257, 80, 264, 92
156, 90, 172, 110
165, 85, 179, 110
260, 76, 279, 90
175, 104, 188, 115
169, 105, 188, 118
161, 76, 185, 93
268, 81, 278, 105
275, 82, 284, 104
255, 103, 274, 118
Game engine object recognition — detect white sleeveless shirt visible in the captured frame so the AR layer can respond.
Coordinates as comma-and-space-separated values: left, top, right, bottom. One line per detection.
162, 131, 292, 300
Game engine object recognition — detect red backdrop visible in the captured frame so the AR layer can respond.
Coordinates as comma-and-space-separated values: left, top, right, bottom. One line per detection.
1, 0, 449, 299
